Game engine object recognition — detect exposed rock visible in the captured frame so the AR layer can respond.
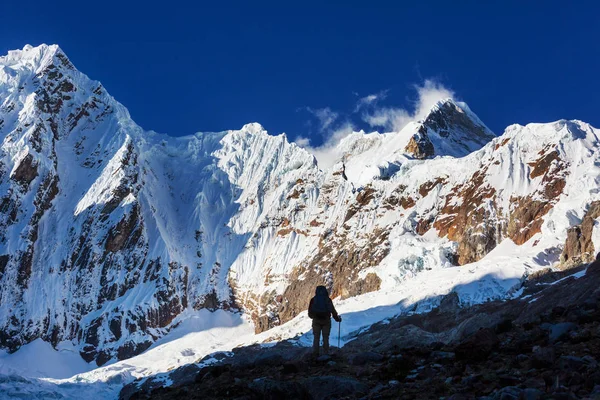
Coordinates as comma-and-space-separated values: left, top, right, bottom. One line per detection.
494, 137, 511, 150
529, 149, 560, 179
531, 346, 556, 368
0, 255, 8, 277
399, 196, 415, 209
345, 324, 440, 354
434, 166, 502, 265
422, 100, 495, 148
455, 328, 499, 361
522, 388, 543, 400
348, 351, 384, 366
415, 217, 434, 235
418, 177, 446, 197
404, 128, 434, 159
493, 386, 522, 400
251, 228, 387, 333
249, 378, 307, 400
316, 354, 332, 362
11, 154, 38, 187
105, 204, 142, 253
116, 340, 152, 362
253, 352, 285, 367
302, 376, 368, 399
508, 196, 554, 245
434, 145, 568, 264
431, 351, 455, 361
548, 322, 577, 343
560, 201, 600, 269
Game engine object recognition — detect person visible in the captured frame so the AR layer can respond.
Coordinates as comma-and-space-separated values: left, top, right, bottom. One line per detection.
308, 285, 342, 356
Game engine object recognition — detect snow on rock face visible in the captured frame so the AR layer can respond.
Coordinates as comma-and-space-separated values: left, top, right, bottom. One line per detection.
1, 44, 600, 367
420, 99, 495, 156
0, 44, 325, 365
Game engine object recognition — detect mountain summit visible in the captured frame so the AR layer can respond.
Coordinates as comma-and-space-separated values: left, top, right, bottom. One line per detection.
1, 44, 599, 368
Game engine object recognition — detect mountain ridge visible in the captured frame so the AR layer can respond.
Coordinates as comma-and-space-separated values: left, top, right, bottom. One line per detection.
1, 44, 599, 369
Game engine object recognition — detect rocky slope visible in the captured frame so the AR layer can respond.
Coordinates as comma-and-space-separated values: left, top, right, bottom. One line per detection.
1, 44, 600, 367
120, 255, 600, 400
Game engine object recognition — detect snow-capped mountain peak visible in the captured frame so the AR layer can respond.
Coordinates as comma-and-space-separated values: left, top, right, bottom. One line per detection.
415, 97, 496, 158
1, 44, 600, 378
0, 43, 64, 72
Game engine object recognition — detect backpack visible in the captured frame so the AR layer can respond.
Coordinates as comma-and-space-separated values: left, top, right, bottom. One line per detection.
311, 286, 330, 319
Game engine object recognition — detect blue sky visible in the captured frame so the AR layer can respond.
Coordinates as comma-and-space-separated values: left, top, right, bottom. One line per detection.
2, 1, 599, 146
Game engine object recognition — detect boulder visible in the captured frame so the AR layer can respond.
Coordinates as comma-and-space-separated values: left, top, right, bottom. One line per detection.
431, 351, 455, 361
493, 386, 522, 400
549, 322, 577, 343
455, 328, 499, 361
248, 378, 307, 400
532, 346, 555, 368
348, 351, 384, 366
522, 388, 543, 400
253, 352, 285, 367
168, 364, 201, 387
558, 355, 587, 372
302, 376, 368, 399
316, 354, 332, 362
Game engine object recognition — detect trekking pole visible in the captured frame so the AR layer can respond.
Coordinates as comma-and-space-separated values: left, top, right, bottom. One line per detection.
338, 320, 341, 348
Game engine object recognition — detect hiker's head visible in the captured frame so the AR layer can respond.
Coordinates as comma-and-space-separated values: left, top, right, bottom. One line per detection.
315, 285, 328, 297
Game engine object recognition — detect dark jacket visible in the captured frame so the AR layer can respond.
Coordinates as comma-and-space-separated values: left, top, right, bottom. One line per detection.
308, 286, 341, 322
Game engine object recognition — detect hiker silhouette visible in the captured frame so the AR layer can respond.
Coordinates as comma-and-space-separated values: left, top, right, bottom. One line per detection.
308, 285, 342, 356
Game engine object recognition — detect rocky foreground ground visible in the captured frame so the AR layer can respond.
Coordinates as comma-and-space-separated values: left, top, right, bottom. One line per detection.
121, 260, 600, 400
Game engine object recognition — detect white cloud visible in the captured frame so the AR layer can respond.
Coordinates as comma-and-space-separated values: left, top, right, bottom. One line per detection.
305, 107, 339, 132
361, 80, 454, 132
295, 79, 454, 170
354, 90, 388, 112
362, 108, 411, 132
293, 136, 311, 147
294, 121, 356, 170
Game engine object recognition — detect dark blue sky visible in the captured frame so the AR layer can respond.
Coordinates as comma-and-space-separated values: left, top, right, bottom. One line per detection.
2, 1, 599, 144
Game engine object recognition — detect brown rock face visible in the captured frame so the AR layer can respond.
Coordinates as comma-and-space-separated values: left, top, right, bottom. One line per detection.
418, 177, 446, 198
404, 128, 434, 159
105, 205, 142, 253
434, 166, 502, 265
560, 201, 600, 269
507, 197, 553, 245
415, 218, 433, 236
383, 185, 415, 210
11, 154, 38, 187
344, 187, 376, 222
508, 148, 567, 245
434, 147, 568, 265
250, 226, 388, 334
529, 149, 560, 179
400, 196, 415, 209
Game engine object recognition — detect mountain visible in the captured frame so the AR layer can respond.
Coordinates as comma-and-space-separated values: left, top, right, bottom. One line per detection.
1, 44, 599, 369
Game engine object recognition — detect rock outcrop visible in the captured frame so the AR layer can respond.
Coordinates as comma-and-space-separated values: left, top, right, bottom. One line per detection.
560, 201, 600, 269
404, 128, 435, 159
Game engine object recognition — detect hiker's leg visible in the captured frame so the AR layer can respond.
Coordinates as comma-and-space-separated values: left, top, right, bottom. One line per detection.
322, 320, 331, 354
312, 321, 322, 356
